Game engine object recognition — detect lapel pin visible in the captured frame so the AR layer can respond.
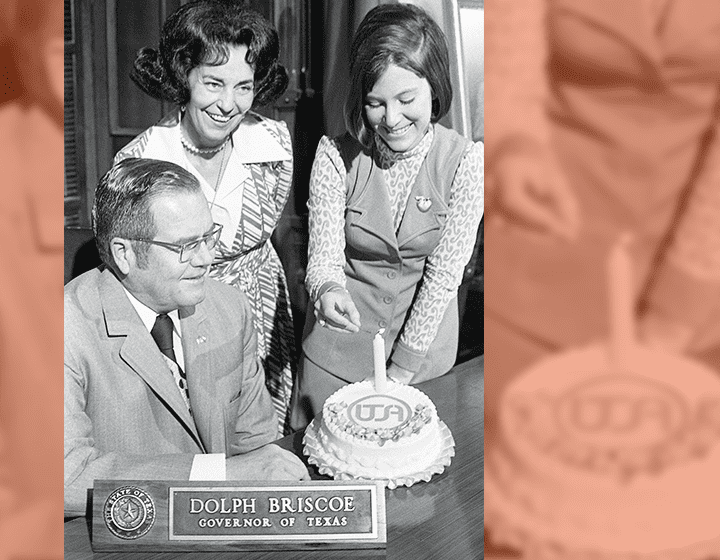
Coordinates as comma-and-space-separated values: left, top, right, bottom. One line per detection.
196, 335, 207, 345
415, 196, 432, 212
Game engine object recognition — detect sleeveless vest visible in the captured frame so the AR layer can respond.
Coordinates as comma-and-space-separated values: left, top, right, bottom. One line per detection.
303, 125, 471, 383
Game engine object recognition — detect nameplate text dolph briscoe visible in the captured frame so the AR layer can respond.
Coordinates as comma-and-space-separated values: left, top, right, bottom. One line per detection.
92, 480, 386, 552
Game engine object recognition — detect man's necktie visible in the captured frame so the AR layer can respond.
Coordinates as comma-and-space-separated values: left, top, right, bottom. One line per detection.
151, 313, 190, 408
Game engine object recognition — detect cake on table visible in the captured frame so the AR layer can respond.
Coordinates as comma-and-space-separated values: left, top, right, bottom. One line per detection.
485, 343, 720, 559
303, 378, 455, 488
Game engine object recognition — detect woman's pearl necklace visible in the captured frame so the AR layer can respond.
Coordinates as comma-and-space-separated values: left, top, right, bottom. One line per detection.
180, 127, 229, 156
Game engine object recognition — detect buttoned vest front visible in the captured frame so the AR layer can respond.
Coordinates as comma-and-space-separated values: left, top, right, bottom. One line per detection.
303, 125, 471, 383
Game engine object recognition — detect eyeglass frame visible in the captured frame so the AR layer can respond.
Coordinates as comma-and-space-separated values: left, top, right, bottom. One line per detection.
126, 223, 223, 263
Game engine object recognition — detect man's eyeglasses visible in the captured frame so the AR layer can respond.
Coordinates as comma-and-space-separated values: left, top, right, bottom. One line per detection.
128, 223, 223, 263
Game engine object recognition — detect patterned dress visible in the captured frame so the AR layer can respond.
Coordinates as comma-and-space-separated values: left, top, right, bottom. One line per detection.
115, 110, 296, 434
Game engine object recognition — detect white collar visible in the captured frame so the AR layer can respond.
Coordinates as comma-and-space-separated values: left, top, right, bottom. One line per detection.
122, 286, 182, 337
230, 113, 292, 163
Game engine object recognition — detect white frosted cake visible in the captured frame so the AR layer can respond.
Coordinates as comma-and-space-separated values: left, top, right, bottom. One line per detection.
304, 379, 454, 486
485, 343, 720, 559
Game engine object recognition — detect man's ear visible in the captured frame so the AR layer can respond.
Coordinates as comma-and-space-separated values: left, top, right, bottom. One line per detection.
110, 237, 134, 275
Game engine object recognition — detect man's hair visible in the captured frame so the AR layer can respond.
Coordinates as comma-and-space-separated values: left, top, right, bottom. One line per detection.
92, 158, 202, 271
344, 3, 452, 149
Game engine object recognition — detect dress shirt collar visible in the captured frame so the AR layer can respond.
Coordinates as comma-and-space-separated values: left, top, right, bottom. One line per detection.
230, 113, 292, 163
121, 286, 182, 337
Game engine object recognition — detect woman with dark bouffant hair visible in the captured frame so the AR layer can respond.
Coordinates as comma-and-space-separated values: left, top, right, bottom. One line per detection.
115, 0, 297, 435
289, 4, 483, 429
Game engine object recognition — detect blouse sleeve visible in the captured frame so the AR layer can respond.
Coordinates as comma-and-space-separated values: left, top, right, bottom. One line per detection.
112, 120, 166, 166
391, 141, 485, 371
305, 136, 350, 301
113, 130, 149, 166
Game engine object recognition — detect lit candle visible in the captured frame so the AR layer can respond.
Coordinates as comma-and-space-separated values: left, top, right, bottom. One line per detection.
373, 329, 387, 393
607, 233, 635, 369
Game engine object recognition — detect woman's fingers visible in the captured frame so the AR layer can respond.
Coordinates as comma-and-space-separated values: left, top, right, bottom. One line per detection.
316, 292, 361, 332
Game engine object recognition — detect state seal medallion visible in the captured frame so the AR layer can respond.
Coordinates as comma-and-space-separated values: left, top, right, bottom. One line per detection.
103, 486, 156, 539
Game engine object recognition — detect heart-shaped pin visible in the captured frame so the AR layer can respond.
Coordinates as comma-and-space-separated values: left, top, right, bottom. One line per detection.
415, 196, 432, 212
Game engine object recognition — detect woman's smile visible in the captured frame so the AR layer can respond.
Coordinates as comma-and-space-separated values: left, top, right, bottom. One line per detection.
383, 122, 413, 137
205, 111, 235, 125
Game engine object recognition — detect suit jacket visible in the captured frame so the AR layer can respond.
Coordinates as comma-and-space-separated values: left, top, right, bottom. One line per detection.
64, 268, 277, 516
485, 0, 720, 353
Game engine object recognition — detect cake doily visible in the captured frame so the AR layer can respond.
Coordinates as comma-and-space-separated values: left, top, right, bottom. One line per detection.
485, 466, 720, 560
303, 419, 455, 489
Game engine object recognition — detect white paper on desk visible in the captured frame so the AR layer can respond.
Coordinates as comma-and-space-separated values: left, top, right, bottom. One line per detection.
189, 453, 226, 481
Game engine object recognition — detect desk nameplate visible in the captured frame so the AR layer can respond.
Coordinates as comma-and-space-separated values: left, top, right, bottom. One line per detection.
92, 480, 386, 552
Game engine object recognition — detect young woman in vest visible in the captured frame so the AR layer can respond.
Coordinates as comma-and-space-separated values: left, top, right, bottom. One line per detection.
290, 3, 483, 429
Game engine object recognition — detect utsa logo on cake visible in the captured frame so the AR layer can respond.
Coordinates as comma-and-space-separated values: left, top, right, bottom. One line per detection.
103, 485, 156, 539
303, 379, 454, 488
348, 395, 413, 429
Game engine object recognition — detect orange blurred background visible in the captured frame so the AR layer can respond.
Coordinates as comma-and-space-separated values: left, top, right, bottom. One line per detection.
484, 0, 720, 557
0, 0, 63, 558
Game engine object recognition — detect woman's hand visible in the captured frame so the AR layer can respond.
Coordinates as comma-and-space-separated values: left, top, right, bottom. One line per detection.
489, 146, 580, 241
315, 288, 361, 333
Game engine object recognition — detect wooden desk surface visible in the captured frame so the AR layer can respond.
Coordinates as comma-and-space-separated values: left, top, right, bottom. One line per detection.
64, 356, 483, 560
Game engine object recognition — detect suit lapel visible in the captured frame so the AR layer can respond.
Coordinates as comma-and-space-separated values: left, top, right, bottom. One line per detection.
98, 270, 205, 450
180, 301, 225, 453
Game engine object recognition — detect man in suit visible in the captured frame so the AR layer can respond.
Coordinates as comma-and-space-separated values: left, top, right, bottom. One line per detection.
64, 158, 309, 517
